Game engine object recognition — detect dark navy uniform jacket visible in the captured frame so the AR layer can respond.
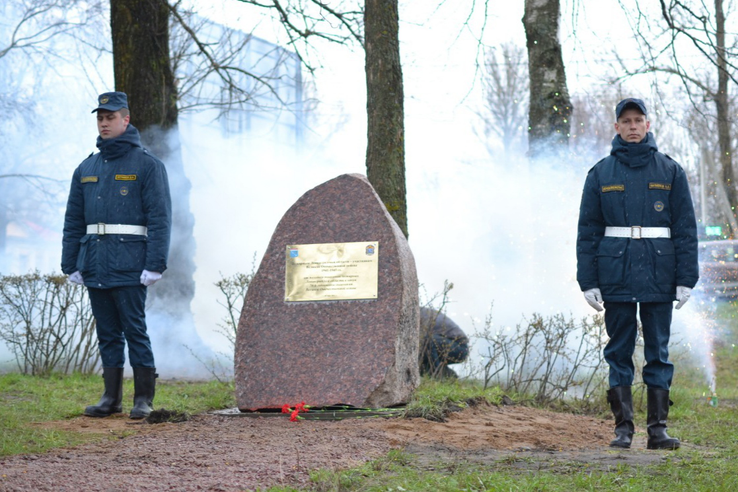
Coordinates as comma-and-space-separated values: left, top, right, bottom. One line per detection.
61, 124, 172, 289
576, 133, 699, 303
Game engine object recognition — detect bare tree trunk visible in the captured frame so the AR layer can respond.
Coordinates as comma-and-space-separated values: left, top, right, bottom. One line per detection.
703, 146, 738, 234
111, 0, 177, 129
714, 0, 737, 233
365, 0, 408, 238
523, 0, 571, 159
479, 43, 529, 157
110, 0, 201, 349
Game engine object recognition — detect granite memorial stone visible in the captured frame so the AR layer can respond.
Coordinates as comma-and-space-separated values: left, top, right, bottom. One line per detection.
235, 173, 419, 410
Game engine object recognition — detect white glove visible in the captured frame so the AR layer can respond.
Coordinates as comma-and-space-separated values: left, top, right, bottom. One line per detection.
583, 288, 604, 312
140, 270, 162, 287
675, 286, 692, 310
68, 271, 85, 285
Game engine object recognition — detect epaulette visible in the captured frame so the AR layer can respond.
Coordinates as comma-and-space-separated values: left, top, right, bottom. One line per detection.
88, 152, 94, 158
662, 153, 683, 168
587, 157, 607, 174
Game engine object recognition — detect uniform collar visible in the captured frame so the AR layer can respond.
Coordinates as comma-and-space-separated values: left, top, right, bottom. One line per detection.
96, 124, 142, 160
610, 132, 658, 168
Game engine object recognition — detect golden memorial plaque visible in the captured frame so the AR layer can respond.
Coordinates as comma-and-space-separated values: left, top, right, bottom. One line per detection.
285, 242, 379, 302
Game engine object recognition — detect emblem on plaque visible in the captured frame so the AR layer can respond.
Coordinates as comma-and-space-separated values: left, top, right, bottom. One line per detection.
366, 245, 375, 255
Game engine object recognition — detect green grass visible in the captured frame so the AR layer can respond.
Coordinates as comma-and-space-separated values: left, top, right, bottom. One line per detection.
4, 302, 738, 491
304, 388, 738, 492
299, 301, 738, 492
307, 453, 738, 491
0, 372, 235, 456
402, 377, 504, 421
312, 456, 738, 492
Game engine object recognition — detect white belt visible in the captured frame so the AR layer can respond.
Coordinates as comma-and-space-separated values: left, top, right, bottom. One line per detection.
604, 226, 671, 239
86, 223, 147, 236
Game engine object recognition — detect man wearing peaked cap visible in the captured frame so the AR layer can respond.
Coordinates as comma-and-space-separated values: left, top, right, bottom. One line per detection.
62, 91, 172, 421
614, 97, 648, 120
576, 98, 698, 451
91, 91, 129, 113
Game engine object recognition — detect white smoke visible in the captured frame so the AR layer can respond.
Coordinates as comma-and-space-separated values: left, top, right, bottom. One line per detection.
0, 0, 724, 389
672, 294, 720, 395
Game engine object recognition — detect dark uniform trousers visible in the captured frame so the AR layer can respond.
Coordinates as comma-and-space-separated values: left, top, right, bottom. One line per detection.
87, 285, 154, 368
603, 301, 674, 390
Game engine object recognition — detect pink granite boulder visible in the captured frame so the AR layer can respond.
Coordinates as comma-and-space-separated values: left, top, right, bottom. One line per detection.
235, 173, 419, 410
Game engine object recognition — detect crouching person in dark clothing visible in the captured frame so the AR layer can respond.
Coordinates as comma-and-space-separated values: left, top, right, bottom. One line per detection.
61, 92, 172, 420
419, 307, 470, 379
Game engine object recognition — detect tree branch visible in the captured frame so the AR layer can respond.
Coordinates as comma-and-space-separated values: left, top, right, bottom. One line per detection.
168, 3, 287, 107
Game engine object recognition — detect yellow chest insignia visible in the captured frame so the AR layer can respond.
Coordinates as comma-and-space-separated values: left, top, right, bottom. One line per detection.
81, 176, 98, 183
649, 182, 671, 191
115, 174, 137, 181
601, 184, 625, 193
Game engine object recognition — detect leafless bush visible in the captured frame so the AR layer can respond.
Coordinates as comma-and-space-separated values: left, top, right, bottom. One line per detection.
214, 269, 254, 351
470, 311, 611, 405
0, 271, 98, 375
185, 268, 254, 383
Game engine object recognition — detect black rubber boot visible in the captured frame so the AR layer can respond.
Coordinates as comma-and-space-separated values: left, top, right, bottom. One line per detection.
607, 386, 634, 448
646, 387, 680, 450
130, 367, 157, 420
84, 367, 123, 417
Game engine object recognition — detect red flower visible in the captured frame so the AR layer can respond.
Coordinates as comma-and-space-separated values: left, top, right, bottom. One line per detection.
294, 401, 309, 413
281, 404, 291, 414
290, 409, 300, 422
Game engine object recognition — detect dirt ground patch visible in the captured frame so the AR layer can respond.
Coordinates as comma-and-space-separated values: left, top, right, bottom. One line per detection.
0, 403, 683, 491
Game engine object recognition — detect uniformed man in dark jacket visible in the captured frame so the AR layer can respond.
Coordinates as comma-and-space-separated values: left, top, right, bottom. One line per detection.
419, 307, 470, 379
62, 92, 172, 420
577, 98, 698, 450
